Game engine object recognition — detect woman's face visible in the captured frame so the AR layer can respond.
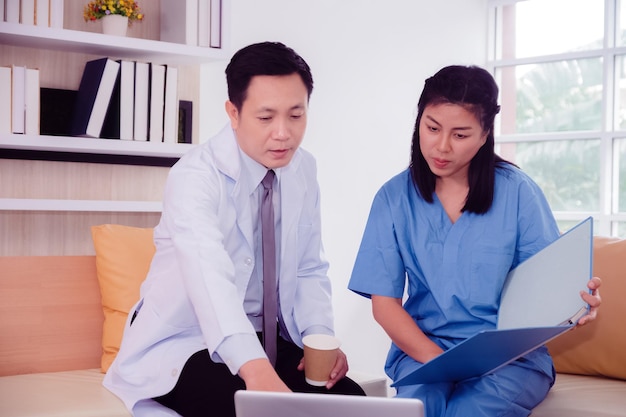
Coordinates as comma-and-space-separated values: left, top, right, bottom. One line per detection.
419, 102, 487, 183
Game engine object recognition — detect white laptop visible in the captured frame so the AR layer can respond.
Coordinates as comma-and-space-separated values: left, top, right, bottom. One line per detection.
234, 390, 425, 417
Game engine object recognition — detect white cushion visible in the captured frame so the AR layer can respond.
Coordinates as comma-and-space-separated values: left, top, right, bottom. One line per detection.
0, 368, 389, 416
0, 369, 129, 417
531, 373, 626, 417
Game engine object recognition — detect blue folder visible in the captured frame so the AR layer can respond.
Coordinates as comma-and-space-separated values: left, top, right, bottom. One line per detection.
392, 217, 593, 386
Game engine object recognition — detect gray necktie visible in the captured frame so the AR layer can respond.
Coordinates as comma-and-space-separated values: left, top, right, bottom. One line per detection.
261, 170, 277, 366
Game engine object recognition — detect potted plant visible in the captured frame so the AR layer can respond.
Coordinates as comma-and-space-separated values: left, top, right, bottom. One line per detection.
83, 0, 144, 36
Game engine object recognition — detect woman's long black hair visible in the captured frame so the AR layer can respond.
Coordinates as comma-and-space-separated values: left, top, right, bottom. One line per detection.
409, 65, 513, 214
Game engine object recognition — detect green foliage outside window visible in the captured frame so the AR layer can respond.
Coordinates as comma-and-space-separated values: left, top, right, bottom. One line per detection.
515, 59, 603, 134
513, 140, 600, 212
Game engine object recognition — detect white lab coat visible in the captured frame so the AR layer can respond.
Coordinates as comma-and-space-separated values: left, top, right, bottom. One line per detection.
104, 125, 334, 414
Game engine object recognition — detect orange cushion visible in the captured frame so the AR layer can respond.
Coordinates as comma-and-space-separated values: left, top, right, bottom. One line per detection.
547, 236, 626, 380
91, 224, 155, 373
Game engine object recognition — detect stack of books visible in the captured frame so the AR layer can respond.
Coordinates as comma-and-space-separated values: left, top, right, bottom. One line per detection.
0, 65, 40, 136
1, 0, 64, 28
67, 57, 183, 144
160, 0, 222, 48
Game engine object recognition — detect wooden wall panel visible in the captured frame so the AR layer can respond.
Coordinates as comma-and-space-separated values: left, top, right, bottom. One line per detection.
0, 159, 167, 256
0, 212, 161, 256
0, 159, 169, 200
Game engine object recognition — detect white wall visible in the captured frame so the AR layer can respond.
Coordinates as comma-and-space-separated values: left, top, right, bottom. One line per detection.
201, 0, 488, 382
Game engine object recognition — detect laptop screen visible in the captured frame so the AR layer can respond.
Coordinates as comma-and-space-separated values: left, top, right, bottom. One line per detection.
234, 390, 424, 417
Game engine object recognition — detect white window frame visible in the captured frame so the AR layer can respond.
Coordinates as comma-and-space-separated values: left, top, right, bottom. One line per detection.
487, 0, 626, 237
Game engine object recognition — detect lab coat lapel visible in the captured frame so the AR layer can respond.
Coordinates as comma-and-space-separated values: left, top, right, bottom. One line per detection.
211, 126, 255, 252
233, 180, 254, 253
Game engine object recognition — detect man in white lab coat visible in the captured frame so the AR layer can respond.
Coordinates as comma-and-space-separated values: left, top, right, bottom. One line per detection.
103, 41, 365, 417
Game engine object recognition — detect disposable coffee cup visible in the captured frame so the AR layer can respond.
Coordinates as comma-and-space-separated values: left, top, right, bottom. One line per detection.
302, 334, 341, 386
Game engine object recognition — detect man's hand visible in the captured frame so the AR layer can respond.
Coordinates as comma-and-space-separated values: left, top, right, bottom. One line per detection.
239, 358, 291, 392
297, 348, 349, 390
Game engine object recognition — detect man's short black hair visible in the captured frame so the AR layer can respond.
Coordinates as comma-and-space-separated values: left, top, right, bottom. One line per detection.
225, 41, 314, 110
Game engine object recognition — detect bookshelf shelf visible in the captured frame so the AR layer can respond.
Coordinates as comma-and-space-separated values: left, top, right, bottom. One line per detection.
0, 198, 163, 213
0, 133, 195, 158
0, 22, 228, 65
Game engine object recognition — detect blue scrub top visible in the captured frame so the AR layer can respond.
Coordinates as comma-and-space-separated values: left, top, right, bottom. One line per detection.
348, 165, 560, 377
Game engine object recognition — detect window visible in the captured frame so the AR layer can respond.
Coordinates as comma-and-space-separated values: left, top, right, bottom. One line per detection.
488, 0, 626, 237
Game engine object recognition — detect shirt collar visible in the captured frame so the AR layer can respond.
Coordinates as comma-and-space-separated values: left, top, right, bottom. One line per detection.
238, 147, 281, 195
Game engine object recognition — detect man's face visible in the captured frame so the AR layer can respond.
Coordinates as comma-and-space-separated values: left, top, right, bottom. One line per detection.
226, 73, 309, 169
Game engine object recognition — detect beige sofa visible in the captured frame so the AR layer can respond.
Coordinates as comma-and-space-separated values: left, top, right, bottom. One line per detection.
0, 227, 624, 416
0, 225, 386, 417
532, 236, 626, 416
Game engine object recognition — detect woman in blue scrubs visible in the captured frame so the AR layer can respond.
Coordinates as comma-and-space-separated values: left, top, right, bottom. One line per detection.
348, 65, 602, 417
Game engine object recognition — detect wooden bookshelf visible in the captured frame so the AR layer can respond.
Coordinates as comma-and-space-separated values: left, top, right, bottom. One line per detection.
0, 0, 230, 256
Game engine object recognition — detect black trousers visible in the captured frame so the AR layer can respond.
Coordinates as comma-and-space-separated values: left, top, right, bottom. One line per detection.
154, 335, 366, 417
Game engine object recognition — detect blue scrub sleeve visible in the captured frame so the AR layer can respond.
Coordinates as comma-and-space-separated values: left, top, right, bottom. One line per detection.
348, 188, 407, 300
512, 174, 561, 267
